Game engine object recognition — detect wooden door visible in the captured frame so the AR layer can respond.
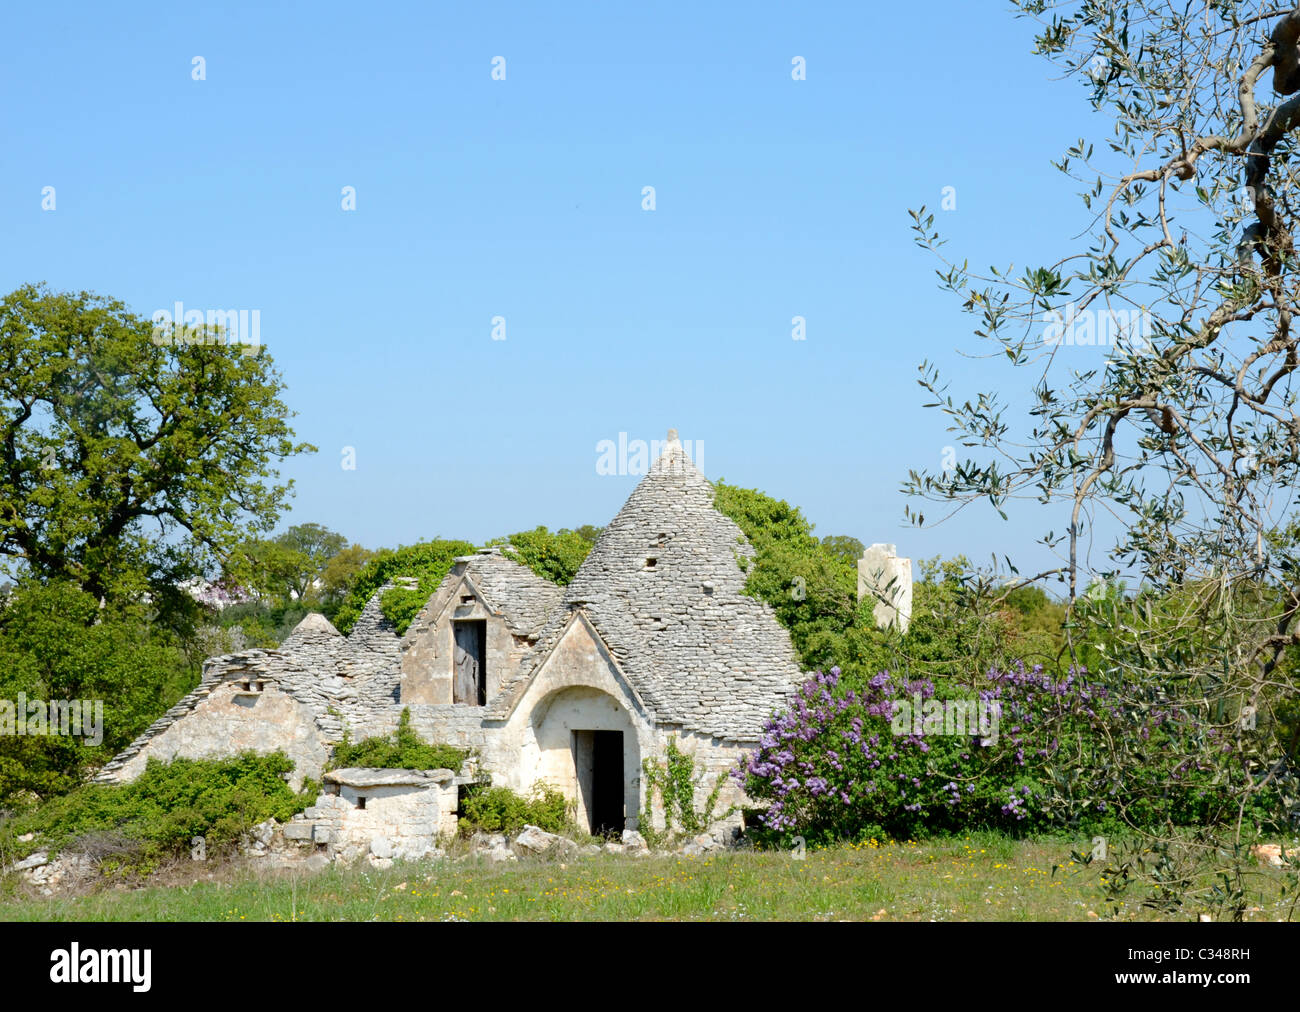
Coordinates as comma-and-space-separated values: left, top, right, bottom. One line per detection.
453, 620, 486, 704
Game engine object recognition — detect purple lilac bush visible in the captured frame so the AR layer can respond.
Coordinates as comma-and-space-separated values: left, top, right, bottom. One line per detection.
735, 662, 1225, 845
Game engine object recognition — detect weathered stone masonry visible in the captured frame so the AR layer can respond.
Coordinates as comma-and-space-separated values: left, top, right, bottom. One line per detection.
98, 431, 807, 838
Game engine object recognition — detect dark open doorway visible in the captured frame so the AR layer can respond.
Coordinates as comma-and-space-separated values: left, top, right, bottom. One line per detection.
573, 729, 625, 836
452, 620, 487, 705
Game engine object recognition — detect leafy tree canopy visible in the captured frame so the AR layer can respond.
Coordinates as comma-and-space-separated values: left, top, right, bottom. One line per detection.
903, 2, 1300, 914
820, 535, 865, 564
0, 580, 194, 803
0, 284, 312, 620
318, 542, 374, 614
229, 523, 348, 604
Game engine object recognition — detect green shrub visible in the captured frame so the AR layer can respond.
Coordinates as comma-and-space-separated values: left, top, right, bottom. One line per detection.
0, 752, 316, 873
488, 526, 595, 586
460, 784, 571, 836
741, 664, 1285, 847
332, 540, 476, 635
329, 708, 467, 772
0, 581, 197, 805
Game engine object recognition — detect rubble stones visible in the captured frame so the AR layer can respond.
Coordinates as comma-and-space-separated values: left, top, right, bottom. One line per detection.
11, 851, 49, 872
621, 829, 648, 855
513, 825, 575, 858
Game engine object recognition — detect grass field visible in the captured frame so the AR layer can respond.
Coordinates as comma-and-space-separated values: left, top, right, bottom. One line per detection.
1, 833, 1294, 921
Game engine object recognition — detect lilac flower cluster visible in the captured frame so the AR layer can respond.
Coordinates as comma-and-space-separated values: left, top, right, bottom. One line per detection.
736, 660, 1202, 843
736, 666, 1006, 838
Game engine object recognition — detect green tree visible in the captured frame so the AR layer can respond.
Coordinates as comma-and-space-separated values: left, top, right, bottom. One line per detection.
906, 2, 1300, 917
713, 483, 1068, 684
713, 481, 864, 672
820, 535, 865, 565
0, 581, 194, 803
319, 542, 374, 617
0, 284, 313, 617
231, 523, 348, 604
271, 523, 347, 601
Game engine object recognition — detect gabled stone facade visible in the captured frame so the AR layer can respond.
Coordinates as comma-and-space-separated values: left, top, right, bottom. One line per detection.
98, 430, 806, 838
397, 548, 562, 706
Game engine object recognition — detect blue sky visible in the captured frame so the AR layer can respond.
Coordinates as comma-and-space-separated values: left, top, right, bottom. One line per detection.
1, 1, 1110, 582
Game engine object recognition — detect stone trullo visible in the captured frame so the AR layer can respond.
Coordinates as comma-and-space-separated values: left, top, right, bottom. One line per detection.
97, 431, 818, 846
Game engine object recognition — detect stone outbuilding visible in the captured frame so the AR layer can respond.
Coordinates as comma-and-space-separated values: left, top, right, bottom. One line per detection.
285, 767, 461, 864
99, 431, 805, 839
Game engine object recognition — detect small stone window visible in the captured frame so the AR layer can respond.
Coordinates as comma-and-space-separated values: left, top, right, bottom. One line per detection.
356, 796, 367, 810
644, 557, 657, 569
460, 594, 475, 605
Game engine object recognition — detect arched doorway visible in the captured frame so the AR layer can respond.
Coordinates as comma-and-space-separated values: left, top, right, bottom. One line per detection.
529, 685, 641, 836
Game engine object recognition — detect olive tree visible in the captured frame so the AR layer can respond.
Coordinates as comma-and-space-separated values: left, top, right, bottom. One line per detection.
908, 2, 1300, 918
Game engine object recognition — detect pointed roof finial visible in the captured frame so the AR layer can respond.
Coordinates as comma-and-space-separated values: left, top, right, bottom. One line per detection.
667, 427, 679, 443
287, 612, 341, 638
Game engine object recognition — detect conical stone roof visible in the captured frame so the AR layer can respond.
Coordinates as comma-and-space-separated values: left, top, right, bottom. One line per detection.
491, 431, 802, 740
285, 612, 342, 640
278, 611, 350, 668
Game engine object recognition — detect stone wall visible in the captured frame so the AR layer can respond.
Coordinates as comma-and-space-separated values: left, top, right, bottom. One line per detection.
289, 767, 459, 865
106, 678, 330, 791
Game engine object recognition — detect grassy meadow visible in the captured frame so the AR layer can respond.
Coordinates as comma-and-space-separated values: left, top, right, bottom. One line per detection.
2, 834, 1293, 922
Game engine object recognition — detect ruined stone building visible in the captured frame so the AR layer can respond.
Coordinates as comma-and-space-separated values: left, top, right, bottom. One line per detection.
97, 432, 807, 837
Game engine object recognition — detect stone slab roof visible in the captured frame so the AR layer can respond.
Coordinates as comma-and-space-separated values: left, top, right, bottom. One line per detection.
455, 547, 564, 637
343, 588, 405, 707
488, 432, 802, 741
323, 767, 454, 788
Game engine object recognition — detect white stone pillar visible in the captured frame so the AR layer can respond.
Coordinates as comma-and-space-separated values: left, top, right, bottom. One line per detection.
857, 543, 913, 633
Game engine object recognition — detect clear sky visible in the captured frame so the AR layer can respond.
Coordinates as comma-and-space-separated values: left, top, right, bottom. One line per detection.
1, 1, 1110, 581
